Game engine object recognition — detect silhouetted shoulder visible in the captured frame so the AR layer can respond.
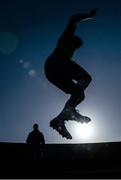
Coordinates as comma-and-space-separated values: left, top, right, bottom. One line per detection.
26, 130, 45, 145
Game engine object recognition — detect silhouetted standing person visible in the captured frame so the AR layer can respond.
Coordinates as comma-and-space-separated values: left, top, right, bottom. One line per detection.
26, 124, 45, 160
45, 9, 98, 139
26, 123, 45, 145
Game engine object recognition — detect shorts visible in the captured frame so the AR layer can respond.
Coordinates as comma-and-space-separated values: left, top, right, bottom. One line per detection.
45, 56, 90, 94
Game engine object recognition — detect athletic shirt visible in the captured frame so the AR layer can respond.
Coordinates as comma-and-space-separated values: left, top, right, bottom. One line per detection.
53, 35, 83, 59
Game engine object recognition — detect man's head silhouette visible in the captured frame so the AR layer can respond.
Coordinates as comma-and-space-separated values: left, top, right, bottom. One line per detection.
33, 123, 38, 130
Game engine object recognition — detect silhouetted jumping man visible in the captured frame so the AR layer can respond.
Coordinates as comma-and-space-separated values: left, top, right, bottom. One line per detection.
45, 9, 98, 139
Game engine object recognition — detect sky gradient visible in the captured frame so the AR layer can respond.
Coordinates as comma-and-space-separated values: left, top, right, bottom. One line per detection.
0, 0, 121, 143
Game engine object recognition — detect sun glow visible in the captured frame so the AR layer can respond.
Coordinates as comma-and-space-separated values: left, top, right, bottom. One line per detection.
69, 122, 94, 141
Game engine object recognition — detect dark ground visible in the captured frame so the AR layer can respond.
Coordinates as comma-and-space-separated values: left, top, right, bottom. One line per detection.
0, 141, 121, 178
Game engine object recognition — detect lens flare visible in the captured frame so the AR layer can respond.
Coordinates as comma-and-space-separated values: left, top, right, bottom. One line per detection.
0, 32, 18, 54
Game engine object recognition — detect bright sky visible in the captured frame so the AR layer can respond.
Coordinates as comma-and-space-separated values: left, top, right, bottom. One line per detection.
0, 0, 121, 143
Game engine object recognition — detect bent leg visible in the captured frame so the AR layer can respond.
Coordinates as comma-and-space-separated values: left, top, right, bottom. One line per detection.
65, 87, 85, 109
76, 72, 92, 91
60, 69, 92, 122
65, 72, 92, 109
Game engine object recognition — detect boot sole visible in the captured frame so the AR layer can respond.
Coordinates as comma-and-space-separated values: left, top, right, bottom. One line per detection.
50, 118, 72, 139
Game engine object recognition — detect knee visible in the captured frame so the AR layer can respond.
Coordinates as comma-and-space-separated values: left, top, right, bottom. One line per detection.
76, 91, 85, 101
76, 74, 92, 91
85, 74, 92, 84
83, 74, 92, 87
72, 86, 85, 99
88, 74, 92, 83
77, 73, 92, 85
79, 92, 85, 101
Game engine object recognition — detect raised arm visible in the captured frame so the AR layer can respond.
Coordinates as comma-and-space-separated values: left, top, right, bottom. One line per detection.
62, 9, 98, 37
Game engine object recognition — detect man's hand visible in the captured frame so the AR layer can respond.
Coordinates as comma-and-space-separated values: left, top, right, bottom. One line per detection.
71, 9, 98, 23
